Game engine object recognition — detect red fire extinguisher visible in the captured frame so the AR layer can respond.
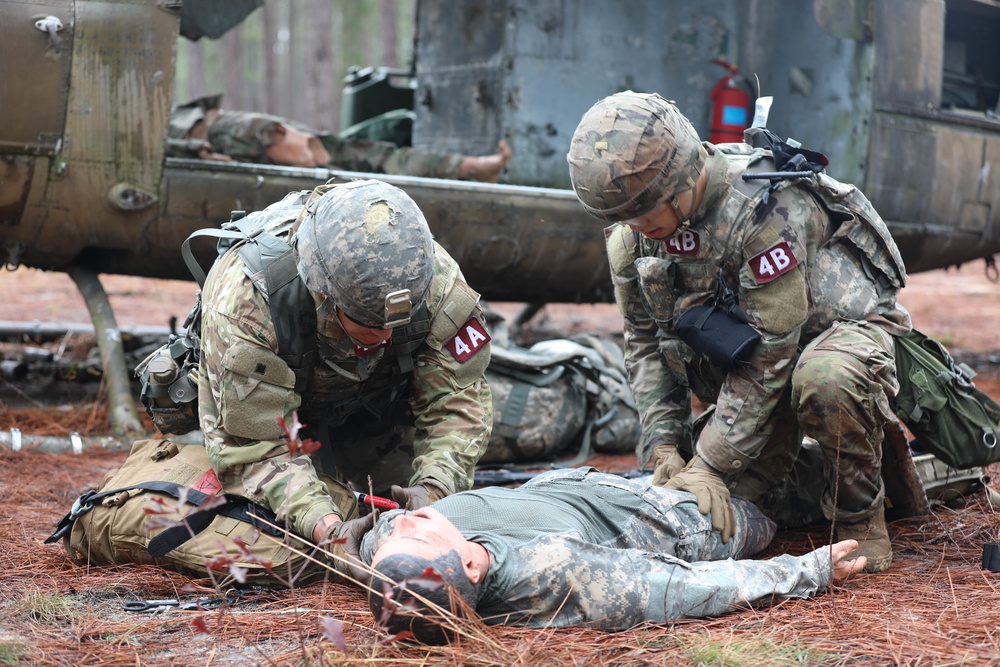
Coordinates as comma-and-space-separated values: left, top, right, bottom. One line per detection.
708, 58, 751, 144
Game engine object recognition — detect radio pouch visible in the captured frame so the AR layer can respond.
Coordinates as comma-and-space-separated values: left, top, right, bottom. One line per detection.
675, 268, 761, 371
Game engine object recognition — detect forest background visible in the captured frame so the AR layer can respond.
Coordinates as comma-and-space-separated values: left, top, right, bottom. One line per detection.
174, 0, 418, 134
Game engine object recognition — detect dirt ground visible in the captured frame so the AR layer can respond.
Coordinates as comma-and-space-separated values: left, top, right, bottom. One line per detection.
1, 263, 1000, 666
3, 260, 999, 400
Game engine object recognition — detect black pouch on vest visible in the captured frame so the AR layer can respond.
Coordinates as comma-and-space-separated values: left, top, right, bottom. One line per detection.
675, 269, 761, 371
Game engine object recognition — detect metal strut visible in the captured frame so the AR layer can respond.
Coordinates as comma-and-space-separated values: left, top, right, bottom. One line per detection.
67, 264, 146, 438
985, 256, 998, 283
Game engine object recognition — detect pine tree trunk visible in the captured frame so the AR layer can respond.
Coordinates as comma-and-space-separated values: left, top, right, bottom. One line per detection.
303, 0, 336, 130
380, 0, 400, 68
185, 39, 204, 102
263, 1, 280, 116
223, 26, 246, 110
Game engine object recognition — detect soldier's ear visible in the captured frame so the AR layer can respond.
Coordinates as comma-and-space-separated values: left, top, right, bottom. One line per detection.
463, 555, 481, 584
461, 544, 488, 584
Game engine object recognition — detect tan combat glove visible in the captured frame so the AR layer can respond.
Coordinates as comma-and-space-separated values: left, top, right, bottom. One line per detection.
650, 444, 687, 487
664, 455, 736, 543
321, 515, 377, 583
390, 482, 445, 510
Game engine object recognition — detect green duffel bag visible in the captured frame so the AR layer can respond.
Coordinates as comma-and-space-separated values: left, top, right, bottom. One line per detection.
891, 328, 1000, 469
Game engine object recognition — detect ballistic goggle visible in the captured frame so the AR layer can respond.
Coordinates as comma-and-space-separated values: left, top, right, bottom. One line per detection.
324, 288, 414, 330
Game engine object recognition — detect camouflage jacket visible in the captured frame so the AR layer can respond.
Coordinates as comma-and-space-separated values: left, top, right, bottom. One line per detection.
361, 468, 837, 629
203, 111, 467, 179
608, 145, 912, 469
197, 238, 492, 541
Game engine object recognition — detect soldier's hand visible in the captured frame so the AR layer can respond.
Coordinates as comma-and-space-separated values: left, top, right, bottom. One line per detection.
664, 456, 736, 543
390, 483, 444, 511
651, 444, 686, 486
830, 539, 867, 583
321, 514, 377, 583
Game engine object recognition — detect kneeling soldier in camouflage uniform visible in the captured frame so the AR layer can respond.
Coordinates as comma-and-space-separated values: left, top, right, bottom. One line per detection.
198, 179, 493, 577
363, 468, 867, 641
566, 92, 913, 572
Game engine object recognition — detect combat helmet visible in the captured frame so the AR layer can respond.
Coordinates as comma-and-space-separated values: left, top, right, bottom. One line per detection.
294, 179, 435, 329
567, 91, 706, 224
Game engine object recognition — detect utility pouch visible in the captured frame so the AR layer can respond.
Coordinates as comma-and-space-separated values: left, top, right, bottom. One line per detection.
675, 269, 760, 371
890, 328, 1000, 469
135, 298, 203, 436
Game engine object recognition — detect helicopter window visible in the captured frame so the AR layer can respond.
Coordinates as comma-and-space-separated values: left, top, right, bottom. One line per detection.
942, 0, 1000, 115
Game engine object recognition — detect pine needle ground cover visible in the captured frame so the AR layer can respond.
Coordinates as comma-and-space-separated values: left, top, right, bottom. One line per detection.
2, 441, 998, 667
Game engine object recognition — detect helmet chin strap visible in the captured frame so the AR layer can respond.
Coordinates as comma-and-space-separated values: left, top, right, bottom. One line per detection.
670, 166, 706, 230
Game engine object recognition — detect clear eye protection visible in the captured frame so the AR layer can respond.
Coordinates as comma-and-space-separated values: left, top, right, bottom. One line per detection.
320, 288, 414, 330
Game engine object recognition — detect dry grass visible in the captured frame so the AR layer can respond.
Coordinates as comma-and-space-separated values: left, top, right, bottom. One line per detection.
2, 439, 999, 666
0, 402, 157, 438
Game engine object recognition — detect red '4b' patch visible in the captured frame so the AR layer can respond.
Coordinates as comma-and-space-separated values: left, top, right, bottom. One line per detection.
446, 317, 491, 362
748, 241, 799, 283
664, 229, 700, 256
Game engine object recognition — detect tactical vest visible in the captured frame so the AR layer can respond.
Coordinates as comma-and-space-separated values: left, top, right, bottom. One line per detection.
191, 194, 433, 408
301, 305, 431, 427
139, 190, 430, 434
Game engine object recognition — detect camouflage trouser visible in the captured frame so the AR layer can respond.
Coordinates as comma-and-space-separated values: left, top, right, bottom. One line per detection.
733, 321, 897, 527
317, 134, 465, 179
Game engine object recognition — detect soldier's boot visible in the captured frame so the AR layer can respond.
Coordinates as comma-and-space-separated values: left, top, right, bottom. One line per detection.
836, 504, 892, 573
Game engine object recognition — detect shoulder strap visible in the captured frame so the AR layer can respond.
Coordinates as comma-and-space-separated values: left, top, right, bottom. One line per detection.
180, 213, 318, 395
737, 128, 828, 219
237, 234, 318, 395
181, 226, 250, 288
390, 303, 431, 375
179, 210, 274, 288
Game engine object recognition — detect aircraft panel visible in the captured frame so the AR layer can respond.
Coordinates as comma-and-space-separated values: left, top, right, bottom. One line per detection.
0, 0, 72, 155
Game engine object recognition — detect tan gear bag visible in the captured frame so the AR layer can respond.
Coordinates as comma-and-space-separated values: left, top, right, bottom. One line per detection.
51, 438, 330, 587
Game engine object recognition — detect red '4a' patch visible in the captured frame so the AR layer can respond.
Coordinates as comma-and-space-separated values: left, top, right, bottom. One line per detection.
192, 467, 223, 496
446, 317, 491, 362
748, 241, 799, 283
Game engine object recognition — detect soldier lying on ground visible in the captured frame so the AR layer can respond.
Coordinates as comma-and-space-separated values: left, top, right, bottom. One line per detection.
360, 468, 867, 642
168, 95, 511, 182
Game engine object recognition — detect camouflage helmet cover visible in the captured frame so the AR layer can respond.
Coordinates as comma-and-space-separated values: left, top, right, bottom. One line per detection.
294, 179, 435, 328
566, 91, 706, 223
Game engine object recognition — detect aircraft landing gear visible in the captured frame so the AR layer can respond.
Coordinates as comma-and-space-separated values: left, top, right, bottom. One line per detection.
67, 264, 146, 438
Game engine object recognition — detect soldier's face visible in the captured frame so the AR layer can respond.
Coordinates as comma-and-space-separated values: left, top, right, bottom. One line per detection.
371, 507, 470, 568
621, 197, 681, 240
